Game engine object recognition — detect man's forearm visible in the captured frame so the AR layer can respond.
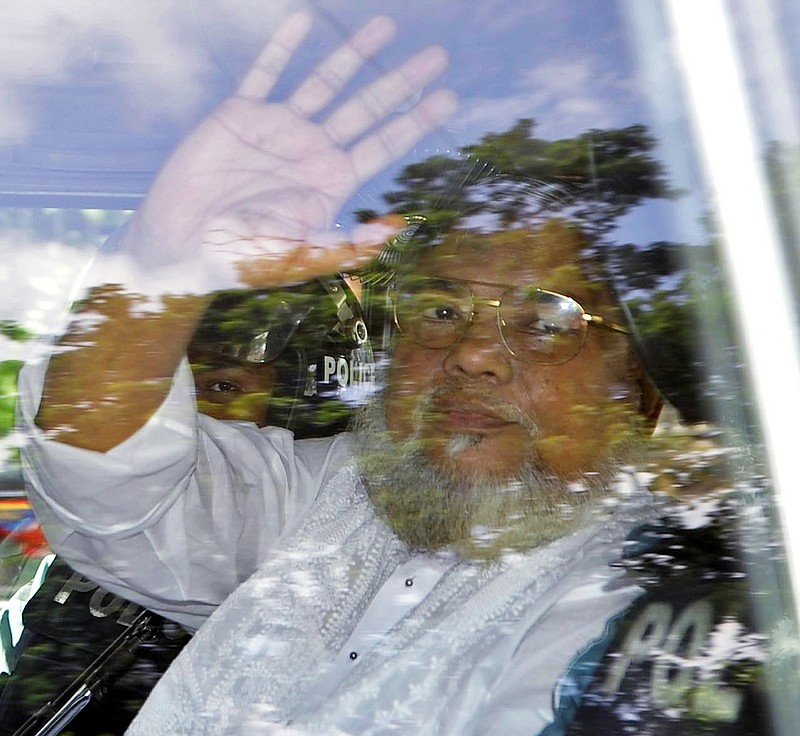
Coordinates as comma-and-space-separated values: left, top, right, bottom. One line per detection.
36, 286, 211, 452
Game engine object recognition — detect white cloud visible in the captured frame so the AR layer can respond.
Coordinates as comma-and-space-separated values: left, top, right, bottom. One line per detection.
456, 88, 549, 133
0, 239, 92, 339
0, 220, 399, 350
463, 0, 552, 34
456, 54, 637, 140
0, 0, 301, 143
556, 95, 606, 119
0, 86, 32, 145
523, 57, 595, 95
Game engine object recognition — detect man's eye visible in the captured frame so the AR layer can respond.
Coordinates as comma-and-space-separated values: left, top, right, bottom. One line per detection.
208, 380, 243, 393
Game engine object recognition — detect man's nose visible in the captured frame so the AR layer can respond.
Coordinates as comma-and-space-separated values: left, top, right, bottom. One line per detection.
442, 313, 513, 384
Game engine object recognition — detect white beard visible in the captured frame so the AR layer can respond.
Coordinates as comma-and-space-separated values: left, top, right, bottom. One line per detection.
350, 391, 637, 560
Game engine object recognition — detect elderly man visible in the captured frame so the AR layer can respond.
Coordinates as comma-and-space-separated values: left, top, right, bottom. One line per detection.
19, 13, 667, 735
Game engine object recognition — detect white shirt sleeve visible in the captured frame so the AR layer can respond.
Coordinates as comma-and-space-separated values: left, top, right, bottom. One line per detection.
17, 355, 350, 630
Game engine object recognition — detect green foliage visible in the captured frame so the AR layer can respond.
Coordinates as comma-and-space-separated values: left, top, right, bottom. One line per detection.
0, 321, 33, 343
381, 118, 673, 241
623, 260, 752, 427
382, 155, 493, 242
0, 316, 34, 465
0, 324, 33, 444
465, 120, 672, 236
764, 141, 800, 310
0, 361, 23, 467
765, 141, 800, 246
626, 286, 709, 423
0, 361, 23, 436
190, 288, 317, 360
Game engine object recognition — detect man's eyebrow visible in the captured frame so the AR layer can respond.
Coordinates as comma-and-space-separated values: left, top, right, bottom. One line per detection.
426, 275, 593, 299
423, 275, 531, 290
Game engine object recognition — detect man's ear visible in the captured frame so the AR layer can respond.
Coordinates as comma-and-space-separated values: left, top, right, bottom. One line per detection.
630, 357, 663, 435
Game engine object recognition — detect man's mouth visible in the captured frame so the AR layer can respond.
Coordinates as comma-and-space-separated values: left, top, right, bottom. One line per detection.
431, 397, 517, 434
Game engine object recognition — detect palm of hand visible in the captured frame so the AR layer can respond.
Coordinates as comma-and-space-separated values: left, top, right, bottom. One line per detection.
149, 98, 359, 251
129, 12, 456, 288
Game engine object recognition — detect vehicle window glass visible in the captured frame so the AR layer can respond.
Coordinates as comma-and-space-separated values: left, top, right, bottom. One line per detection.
1, 2, 798, 733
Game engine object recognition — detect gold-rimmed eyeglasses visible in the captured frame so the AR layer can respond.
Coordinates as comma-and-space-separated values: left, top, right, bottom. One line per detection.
392, 276, 629, 365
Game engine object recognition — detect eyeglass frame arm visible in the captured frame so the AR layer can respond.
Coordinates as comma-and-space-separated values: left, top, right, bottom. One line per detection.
582, 312, 630, 335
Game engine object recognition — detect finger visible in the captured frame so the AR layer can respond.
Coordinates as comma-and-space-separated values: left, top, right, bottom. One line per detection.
323, 45, 448, 146
288, 15, 397, 118
349, 88, 458, 183
235, 11, 314, 101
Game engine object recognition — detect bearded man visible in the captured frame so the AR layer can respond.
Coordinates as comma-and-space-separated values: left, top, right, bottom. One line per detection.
18, 13, 666, 735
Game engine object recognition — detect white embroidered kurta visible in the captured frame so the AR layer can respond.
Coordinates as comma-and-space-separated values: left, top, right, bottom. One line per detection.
127, 464, 652, 735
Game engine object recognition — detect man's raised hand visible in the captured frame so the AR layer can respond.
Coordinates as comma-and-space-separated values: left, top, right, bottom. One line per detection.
126, 12, 457, 288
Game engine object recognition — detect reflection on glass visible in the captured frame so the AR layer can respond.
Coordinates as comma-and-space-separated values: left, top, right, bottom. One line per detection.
0, 2, 798, 735
188, 281, 374, 435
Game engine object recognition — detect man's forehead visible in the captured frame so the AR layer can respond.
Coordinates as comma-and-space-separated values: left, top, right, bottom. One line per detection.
414, 228, 607, 301
419, 240, 530, 272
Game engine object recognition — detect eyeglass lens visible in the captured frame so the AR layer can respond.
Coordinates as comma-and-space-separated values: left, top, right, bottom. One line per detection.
395, 278, 588, 364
